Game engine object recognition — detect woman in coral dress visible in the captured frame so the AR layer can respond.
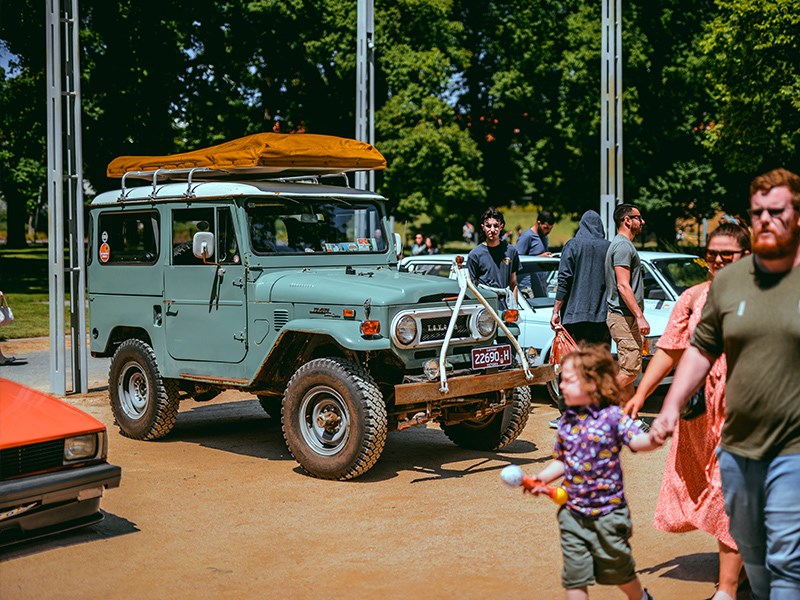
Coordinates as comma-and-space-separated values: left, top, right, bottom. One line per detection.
625, 222, 751, 600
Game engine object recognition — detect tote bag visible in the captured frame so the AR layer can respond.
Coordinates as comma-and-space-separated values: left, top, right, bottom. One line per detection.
550, 328, 579, 365
0, 295, 14, 327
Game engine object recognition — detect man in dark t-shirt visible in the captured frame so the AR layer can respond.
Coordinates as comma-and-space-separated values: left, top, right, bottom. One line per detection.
467, 207, 520, 310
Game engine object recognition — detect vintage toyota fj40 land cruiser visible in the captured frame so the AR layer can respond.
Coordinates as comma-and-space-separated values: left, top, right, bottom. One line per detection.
88, 133, 554, 480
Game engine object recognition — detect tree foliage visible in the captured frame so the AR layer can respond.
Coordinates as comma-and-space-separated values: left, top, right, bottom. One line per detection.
1, 0, 798, 248
700, 0, 800, 175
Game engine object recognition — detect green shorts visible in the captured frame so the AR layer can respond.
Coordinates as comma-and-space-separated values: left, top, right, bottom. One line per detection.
558, 505, 637, 589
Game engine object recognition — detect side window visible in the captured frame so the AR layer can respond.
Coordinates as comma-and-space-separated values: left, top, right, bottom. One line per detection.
642, 264, 667, 300
217, 207, 241, 265
97, 211, 160, 265
172, 208, 214, 265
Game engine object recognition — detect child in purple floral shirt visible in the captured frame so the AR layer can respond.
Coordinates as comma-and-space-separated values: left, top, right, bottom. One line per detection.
531, 345, 659, 600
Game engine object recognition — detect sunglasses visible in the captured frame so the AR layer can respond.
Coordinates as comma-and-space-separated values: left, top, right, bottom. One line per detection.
627, 214, 643, 221
747, 207, 786, 220
705, 249, 743, 261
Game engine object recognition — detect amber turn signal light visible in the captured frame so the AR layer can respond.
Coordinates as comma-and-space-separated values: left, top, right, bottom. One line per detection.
343, 309, 356, 319
360, 320, 380, 336
503, 309, 519, 323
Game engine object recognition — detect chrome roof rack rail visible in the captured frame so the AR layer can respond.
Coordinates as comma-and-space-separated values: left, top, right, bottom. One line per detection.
118, 167, 228, 201
185, 167, 220, 198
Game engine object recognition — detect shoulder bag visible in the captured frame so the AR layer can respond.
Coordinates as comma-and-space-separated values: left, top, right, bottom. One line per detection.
0, 294, 14, 327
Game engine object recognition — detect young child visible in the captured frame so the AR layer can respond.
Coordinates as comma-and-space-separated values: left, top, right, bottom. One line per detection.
530, 344, 659, 600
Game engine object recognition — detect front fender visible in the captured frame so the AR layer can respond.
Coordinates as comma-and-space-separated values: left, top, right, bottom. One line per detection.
249, 323, 393, 395
282, 319, 392, 351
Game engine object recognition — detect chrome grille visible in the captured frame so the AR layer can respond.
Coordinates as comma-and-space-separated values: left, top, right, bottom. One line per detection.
391, 305, 490, 349
0, 439, 64, 479
420, 315, 470, 342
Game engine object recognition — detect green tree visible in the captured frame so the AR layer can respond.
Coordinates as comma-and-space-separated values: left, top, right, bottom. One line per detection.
700, 0, 800, 175
375, 1, 484, 236
637, 160, 727, 243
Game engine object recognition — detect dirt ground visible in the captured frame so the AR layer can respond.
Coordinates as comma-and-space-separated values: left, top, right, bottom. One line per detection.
0, 372, 749, 600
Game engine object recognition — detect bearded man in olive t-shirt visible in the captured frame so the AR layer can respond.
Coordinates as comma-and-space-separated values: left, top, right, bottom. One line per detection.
650, 168, 800, 600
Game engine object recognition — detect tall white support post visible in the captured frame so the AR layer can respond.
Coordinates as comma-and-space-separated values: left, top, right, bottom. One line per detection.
46, 0, 88, 394
355, 0, 375, 191
600, 0, 623, 240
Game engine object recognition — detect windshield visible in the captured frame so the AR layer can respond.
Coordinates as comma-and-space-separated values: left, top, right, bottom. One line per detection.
518, 260, 559, 308
650, 256, 709, 294
246, 199, 387, 255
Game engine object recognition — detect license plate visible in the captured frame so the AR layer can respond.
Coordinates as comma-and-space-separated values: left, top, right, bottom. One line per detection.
471, 344, 512, 369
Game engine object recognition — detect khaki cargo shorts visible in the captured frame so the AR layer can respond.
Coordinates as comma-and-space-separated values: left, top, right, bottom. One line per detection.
606, 313, 642, 380
558, 505, 637, 588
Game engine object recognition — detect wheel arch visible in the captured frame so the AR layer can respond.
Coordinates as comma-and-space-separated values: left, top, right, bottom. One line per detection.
95, 326, 154, 358
251, 331, 358, 395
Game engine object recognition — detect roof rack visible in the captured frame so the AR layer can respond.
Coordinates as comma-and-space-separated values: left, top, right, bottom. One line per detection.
118, 167, 223, 201
116, 167, 352, 202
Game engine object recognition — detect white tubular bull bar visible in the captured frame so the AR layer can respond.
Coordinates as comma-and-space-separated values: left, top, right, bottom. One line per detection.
438, 256, 534, 393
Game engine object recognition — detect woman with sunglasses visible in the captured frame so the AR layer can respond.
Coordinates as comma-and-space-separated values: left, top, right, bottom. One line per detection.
624, 222, 750, 600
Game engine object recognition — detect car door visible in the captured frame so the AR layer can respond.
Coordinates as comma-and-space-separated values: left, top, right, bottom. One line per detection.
164, 206, 247, 363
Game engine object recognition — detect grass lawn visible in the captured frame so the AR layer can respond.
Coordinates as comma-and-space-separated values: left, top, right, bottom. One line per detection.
0, 246, 58, 339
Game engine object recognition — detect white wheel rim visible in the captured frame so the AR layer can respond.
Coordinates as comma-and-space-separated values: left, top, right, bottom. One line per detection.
117, 360, 149, 420
298, 385, 350, 456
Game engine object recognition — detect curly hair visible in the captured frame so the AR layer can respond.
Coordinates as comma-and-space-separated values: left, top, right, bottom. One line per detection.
563, 344, 622, 407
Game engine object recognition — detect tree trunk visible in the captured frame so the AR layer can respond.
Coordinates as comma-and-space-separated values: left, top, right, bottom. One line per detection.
5, 188, 29, 249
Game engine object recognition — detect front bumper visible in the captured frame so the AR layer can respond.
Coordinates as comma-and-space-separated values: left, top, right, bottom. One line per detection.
0, 462, 122, 536
394, 364, 555, 406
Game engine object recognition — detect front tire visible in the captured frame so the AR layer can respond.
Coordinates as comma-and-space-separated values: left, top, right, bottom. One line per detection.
282, 357, 387, 480
442, 386, 531, 451
109, 339, 179, 440
257, 395, 283, 419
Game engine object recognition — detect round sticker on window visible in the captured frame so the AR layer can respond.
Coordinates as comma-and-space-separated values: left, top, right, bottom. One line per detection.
101, 231, 109, 243
99, 242, 111, 263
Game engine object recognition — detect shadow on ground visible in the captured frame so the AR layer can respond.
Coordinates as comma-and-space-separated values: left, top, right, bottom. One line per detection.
158, 397, 550, 485
0, 511, 138, 561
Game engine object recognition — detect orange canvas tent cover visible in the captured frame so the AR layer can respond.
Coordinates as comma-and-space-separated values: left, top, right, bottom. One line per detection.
107, 132, 386, 179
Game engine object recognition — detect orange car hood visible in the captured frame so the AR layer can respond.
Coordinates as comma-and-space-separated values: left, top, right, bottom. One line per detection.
0, 378, 105, 449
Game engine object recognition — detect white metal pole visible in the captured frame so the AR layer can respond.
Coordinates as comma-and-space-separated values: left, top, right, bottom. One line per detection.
600, 0, 623, 241
46, 0, 67, 395
355, 0, 375, 191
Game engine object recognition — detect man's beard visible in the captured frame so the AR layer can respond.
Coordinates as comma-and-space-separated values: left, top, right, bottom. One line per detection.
752, 221, 800, 259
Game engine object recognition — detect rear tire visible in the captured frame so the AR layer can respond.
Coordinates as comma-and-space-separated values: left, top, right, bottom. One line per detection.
109, 339, 179, 440
282, 358, 387, 480
442, 386, 531, 451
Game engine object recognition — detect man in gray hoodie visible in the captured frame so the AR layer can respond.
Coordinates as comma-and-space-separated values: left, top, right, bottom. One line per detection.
550, 210, 611, 345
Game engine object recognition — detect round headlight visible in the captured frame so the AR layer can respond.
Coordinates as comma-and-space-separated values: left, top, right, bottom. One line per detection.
475, 309, 496, 337
395, 315, 418, 346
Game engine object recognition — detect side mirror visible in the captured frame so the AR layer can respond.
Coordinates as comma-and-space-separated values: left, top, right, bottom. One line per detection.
393, 232, 403, 260
193, 231, 215, 260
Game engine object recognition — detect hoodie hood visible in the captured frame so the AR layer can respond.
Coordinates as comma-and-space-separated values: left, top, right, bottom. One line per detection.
574, 210, 606, 240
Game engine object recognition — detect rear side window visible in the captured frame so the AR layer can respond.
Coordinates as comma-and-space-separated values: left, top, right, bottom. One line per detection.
97, 211, 160, 265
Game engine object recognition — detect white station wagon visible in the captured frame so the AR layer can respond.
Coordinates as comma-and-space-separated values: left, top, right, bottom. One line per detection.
400, 251, 709, 400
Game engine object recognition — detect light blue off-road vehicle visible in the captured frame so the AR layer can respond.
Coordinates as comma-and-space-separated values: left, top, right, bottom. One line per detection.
87, 134, 553, 480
